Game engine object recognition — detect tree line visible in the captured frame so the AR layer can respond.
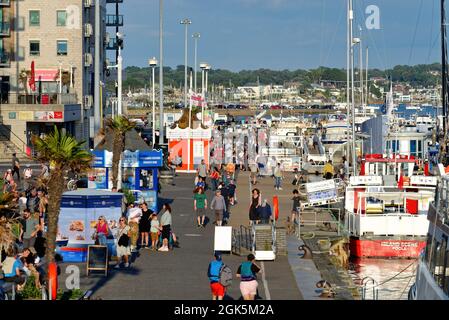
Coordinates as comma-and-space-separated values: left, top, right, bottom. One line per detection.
107, 63, 442, 92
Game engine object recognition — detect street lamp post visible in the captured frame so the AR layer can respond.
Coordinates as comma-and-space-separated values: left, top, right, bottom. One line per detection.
180, 19, 192, 109
116, 32, 124, 115
192, 32, 200, 93
149, 57, 158, 146
159, 0, 164, 145
200, 63, 207, 123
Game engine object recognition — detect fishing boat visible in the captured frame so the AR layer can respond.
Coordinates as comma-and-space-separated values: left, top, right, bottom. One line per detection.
344, 153, 437, 258
408, 172, 449, 300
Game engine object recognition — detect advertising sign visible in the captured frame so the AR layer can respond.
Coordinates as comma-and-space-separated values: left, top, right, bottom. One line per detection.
409, 176, 437, 186
350, 176, 383, 186
34, 111, 64, 121
35, 69, 59, 81
18, 111, 34, 121
305, 180, 337, 203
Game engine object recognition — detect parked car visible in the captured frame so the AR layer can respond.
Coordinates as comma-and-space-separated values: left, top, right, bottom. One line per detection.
270, 105, 282, 110
174, 102, 185, 109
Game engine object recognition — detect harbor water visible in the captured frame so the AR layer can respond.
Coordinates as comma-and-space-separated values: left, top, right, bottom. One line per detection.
349, 257, 418, 300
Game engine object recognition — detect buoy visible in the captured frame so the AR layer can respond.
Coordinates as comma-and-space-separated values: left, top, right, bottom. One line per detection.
273, 196, 279, 221
48, 262, 58, 300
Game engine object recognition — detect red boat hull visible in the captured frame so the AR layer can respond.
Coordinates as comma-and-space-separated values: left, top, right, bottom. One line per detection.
349, 238, 425, 258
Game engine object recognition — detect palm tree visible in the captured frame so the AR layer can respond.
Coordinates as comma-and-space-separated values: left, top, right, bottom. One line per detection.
32, 126, 93, 263
105, 116, 136, 189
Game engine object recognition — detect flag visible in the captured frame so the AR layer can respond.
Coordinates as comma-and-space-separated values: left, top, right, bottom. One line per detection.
29, 61, 36, 91
189, 90, 205, 107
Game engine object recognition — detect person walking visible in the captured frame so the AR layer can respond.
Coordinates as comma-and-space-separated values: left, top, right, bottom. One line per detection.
159, 204, 173, 251
114, 217, 131, 269
21, 209, 40, 250
209, 167, 220, 191
236, 254, 262, 300
249, 188, 262, 225
139, 202, 153, 249
273, 163, 283, 190
210, 189, 226, 226
194, 187, 207, 228
94, 215, 110, 246
11, 153, 20, 182
197, 159, 208, 184
250, 161, 258, 185
259, 199, 272, 224
291, 189, 302, 225
207, 252, 226, 300
150, 214, 160, 250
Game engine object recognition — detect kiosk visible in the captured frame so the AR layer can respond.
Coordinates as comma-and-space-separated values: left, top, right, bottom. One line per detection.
89, 131, 163, 212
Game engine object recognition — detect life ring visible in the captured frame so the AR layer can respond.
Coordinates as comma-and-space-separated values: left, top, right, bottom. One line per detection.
48, 262, 58, 300
273, 196, 279, 221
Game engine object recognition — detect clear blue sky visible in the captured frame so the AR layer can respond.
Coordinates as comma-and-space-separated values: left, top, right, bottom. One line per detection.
113, 0, 441, 71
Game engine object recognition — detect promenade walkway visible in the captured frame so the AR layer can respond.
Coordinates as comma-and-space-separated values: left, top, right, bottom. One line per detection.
58, 173, 300, 300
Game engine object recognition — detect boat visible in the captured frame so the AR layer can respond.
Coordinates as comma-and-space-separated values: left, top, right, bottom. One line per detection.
409, 172, 449, 300
344, 154, 437, 258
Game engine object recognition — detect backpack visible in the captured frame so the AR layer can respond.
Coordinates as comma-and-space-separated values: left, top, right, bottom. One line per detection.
219, 264, 233, 287
240, 261, 256, 281
208, 260, 223, 282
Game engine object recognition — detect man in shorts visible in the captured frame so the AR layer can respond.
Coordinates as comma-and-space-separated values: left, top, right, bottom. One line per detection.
207, 252, 226, 300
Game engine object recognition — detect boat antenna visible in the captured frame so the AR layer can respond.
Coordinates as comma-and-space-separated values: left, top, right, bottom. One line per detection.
440, 0, 449, 164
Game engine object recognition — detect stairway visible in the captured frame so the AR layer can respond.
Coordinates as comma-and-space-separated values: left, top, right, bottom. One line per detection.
0, 125, 31, 161
254, 225, 274, 251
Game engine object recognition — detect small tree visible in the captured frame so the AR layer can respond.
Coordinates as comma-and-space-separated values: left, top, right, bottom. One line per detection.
105, 116, 136, 189
32, 126, 93, 263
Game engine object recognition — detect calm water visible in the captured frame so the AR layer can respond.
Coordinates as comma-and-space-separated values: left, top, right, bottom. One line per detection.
349, 258, 418, 300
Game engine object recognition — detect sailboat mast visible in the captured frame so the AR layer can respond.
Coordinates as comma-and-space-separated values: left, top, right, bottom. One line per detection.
441, 0, 448, 141
346, 0, 351, 164
350, 0, 357, 175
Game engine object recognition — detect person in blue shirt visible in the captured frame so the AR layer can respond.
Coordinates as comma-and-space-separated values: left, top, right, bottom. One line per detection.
207, 252, 226, 300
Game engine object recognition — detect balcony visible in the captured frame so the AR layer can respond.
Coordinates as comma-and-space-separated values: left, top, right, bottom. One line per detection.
106, 0, 123, 3
105, 14, 123, 27
0, 21, 10, 36
0, 0, 10, 6
5, 93, 78, 105
106, 37, 118, 50
0, 52, 10, 67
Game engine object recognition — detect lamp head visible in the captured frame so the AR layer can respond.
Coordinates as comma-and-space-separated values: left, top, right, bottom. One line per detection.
180, 18, 192, 25
148, 57, 158, 67
200, 62, 208, 70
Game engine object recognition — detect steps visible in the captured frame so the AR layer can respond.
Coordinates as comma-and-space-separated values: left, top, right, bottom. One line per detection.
254, 225, 273, 251
0, 125, 31, 161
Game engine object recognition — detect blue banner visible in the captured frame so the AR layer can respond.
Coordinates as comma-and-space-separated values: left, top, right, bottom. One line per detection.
93, 150, 105, 167
139, 150, 163, 167
92, 150, 163, 168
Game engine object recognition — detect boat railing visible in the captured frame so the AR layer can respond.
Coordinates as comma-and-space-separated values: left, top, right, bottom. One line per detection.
295, 208, 343, 239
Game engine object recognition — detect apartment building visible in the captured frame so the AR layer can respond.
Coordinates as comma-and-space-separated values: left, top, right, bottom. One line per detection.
0, 0, 116, 154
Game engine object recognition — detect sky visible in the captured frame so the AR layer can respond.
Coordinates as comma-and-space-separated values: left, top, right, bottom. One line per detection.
114, 0, 441, 71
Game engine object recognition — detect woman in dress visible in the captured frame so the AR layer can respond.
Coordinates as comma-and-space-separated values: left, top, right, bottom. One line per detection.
138, 202, 153, 249
248, 188, 262, 225
115, 217, 131, 269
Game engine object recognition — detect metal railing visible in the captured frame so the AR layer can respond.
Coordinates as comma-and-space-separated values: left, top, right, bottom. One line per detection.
5, 93, 78, 105
295, 208, 343, 239
232, 225, 254, 255
0, 123, 30, 156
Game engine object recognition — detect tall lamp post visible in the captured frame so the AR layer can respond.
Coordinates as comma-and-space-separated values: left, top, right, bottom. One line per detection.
159, 0, 164, 145
149, 57, 158, 146
180, 19, 192, 109
192, 32, 200, 93
106, 32, 124, 116
200, 62, 208, 123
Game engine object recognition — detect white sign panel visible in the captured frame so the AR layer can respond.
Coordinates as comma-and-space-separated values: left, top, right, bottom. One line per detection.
410, 176, 437, 186
193, 141, 204, 157
214, 226, 232, 252
350, 176, 383, 186
306, 180, 336, 193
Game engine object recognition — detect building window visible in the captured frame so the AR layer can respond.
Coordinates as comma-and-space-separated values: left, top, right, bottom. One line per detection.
29, 40, 40, 56
57, 10, 67, 26
29, 10, 40, 27
57, 40, 68, 56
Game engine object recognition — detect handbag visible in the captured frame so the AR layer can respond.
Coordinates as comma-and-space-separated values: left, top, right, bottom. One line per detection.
118, 232, 130, 247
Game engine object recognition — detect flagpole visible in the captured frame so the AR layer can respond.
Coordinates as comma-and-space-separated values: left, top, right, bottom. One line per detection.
188, 90, 192, 172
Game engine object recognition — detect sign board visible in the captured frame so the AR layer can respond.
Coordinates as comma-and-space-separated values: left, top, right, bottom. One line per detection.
34, 111, 64, 121
167, 127, 212, 140
87, 245, 108, 276
410, 176, 437, 186
305, 180, 337, 203
8, 112, 16, 119
18, 111, 34, 121
35, 69, 59, 82
214, 226, 232, 252
92, 150, 163, 168
350, 176, 383, 186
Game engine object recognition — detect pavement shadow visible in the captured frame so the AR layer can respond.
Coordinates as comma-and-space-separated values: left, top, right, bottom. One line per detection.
86, 264, 143, 298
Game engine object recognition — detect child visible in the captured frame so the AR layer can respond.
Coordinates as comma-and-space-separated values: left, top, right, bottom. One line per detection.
150, 214, 160, 250
228, 180, 237, 205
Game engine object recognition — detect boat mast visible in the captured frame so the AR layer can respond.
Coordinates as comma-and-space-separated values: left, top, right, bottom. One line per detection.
350, 0, 357, 175
440, 0, 449, 164
346, 0, 351, 169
